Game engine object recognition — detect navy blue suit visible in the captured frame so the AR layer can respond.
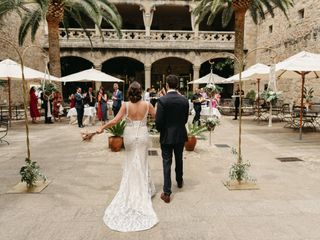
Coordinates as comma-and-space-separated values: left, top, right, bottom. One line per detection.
156, 91, 189, 195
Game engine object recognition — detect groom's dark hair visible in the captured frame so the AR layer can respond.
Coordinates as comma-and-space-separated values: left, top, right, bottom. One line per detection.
166, 75, 179, 89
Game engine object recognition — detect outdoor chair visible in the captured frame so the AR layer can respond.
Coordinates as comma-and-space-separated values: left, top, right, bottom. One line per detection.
0, 116, 9, 145
280, 103, 292, 122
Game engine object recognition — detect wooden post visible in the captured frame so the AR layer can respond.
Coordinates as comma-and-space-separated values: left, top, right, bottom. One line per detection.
299, 72, 305, 140
8, 77, 12, 126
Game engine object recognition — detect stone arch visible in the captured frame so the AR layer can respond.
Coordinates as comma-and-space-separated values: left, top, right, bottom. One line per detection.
199, 52, 236, 66
150, 52, 195, 66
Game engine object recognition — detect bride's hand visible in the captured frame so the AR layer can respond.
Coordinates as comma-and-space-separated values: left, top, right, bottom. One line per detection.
96, 128, 104, 134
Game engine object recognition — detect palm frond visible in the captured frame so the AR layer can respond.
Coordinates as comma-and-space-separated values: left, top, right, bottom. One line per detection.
18, 7, 43, 45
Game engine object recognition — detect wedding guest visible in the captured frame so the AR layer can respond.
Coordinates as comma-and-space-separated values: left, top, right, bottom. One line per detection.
41, 91, 54, 124
233, 85, 244, 120
144, 88, 150, 102
29, 87, 40, 123
191, 88, 203, 126
69, 94, 76, 108
159, 87, 167, 97
97, 87, 108, 123
149, 88, 157, 107
85, 87, 96, 107
53, 91, 62, 122
75, 87, 86, 128
112, 83, 123, 117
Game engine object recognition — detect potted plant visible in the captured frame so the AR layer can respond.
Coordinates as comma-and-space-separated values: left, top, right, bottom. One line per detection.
20, 158, 47, 188
184, 123, 207, 151
106, 120, 126, 152
303, 87, 314, 110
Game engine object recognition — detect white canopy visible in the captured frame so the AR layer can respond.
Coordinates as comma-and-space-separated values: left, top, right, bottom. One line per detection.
188, 72, 227, 84
60, 68, 124, 83
275, 51, 320, 140
276, 51, 320, 79
225, 63, 270, 82
0, 59, 59, 81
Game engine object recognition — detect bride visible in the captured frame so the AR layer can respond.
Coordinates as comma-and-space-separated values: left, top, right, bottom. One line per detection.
96, 81, 158, 232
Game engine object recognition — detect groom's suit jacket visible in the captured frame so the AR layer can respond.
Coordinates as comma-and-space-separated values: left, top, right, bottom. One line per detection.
156, 91, 189, 145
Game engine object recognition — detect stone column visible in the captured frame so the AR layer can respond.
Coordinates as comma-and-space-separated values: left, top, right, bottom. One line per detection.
94, 64, 102, 91
144, 65, 151, 90
193, 65, 200, 91
140, 5, 156, 38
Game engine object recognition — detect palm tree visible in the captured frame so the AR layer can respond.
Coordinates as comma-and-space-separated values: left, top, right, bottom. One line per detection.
194, 0, 293, 72
0, 0, 122, 78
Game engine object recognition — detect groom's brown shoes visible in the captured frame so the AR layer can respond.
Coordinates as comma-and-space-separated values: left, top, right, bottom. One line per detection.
160, 193, 170, 203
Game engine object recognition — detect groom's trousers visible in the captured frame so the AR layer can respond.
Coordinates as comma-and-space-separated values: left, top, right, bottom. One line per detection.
161, 143, 184, 195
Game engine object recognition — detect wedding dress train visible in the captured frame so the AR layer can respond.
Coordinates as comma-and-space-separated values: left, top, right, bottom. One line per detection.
103, 102, 158, 232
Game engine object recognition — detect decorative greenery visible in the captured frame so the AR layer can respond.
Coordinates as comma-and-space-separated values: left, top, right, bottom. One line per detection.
106, 120, 126, 137
214, 58, 234, 72
20, 158, 47, 188
246, 90, 256, 104
206, 117, 220, 131
186, 123, 207, 138
40, 82, 57, 95
261, 89, 282, 104
303, 87, 314, 103
229, 148, 253, 183
204, 83, 222, 96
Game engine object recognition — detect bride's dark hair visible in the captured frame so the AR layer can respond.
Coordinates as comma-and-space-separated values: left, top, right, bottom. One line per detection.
127, 81, 142, 103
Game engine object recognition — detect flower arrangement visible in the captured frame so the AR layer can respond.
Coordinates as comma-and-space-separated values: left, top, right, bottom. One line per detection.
206, 117, 220, 131
261, 89, 282, 104
204, 83, 222, 97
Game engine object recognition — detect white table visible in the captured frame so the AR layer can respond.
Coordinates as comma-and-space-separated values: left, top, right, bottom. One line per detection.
67, 107, 96, 125
191, 106, 221, 119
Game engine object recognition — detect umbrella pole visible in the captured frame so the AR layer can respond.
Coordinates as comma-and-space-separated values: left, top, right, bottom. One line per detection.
257, 78, 260, 123
8, 77, 12, 126
299, 72, 305, 140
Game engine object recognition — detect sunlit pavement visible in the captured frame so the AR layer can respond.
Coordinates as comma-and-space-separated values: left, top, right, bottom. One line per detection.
1, 116, 320, 240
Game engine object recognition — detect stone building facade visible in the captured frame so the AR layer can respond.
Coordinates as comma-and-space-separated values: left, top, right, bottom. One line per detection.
242, 0, 320, 105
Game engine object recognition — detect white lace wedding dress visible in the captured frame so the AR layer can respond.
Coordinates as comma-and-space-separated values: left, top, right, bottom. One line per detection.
103, 102, 158, 232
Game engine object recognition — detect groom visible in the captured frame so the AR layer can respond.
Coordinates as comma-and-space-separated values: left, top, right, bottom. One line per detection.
156, 74, 189, 203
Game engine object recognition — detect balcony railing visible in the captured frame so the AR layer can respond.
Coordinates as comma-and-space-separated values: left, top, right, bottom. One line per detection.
54, 28, 235, 50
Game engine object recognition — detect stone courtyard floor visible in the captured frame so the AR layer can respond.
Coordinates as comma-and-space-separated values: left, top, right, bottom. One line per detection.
1, 116, 320, 240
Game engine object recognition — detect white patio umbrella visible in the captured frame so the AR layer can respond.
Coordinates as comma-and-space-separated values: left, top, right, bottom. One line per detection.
0, 59, 60, 121
226, 63, 273, 125
60, 68, 124, 83
188, 72, 227, 84
225, 63, 270, 82
275, 51, 320, 140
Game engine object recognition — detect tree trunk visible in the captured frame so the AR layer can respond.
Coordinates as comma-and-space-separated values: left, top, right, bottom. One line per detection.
47, 20, 62, 91
233, 9, 247, 73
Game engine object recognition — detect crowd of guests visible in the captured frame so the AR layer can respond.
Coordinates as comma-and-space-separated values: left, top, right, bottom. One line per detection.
29, 83, 242, 127
29, 86, 63, 124
191, 88, 221, 126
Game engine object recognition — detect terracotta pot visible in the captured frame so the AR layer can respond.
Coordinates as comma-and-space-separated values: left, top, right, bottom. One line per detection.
109, 136, 123, 152
184, 136, 197, 151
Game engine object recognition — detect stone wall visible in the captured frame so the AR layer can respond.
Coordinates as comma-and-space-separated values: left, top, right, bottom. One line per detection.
0, 14, 46, 105
243, 0, 320, 105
